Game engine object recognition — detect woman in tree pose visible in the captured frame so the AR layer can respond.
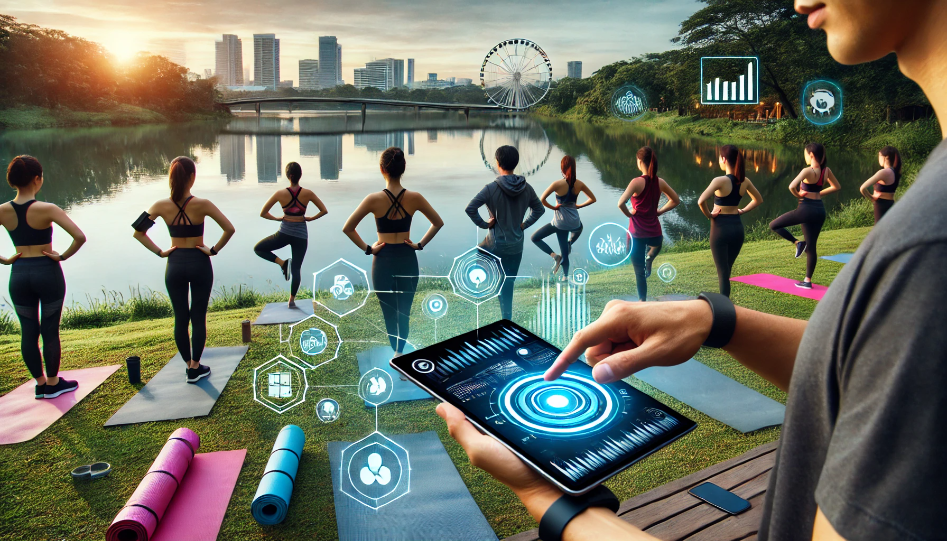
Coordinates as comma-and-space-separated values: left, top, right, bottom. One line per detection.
532, 155, 596, 280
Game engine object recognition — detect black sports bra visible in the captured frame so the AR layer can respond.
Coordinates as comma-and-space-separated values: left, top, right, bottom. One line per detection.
874, 167, 900, 194
714, 175, 744, 206
800, 167, 827, 193
167, 196, 204, 237
375, 189, 412, 234
6, 200, 53, 246
283, 187, 306, 216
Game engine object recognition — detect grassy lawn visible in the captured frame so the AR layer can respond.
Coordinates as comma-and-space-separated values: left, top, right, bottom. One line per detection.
0, 227, 870, 541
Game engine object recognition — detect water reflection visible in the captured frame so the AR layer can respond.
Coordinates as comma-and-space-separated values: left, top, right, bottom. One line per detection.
219, 134, 245, 182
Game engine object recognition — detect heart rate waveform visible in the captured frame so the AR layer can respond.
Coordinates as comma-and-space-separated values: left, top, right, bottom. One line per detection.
427, 326, 530, 378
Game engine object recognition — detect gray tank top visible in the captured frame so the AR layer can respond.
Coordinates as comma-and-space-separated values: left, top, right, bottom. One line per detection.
551, 181, 582, 231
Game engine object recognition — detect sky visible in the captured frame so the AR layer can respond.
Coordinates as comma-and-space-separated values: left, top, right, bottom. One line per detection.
1, 0, 702, 85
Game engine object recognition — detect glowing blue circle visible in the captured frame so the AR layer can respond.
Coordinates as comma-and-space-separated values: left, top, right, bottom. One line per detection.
300, 328, 328, 356
517, 348, 529, 355
802, 79, 843, 126
588, 223, 632, 267
546, 394, 569, 408
499, 373, 618, 436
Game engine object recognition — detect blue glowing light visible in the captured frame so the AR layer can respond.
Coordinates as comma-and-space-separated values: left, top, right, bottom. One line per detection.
498, 373, 619, 437
802, 79, 843, 126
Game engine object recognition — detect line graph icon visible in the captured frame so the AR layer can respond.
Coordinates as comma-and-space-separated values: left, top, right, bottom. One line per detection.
700, 57, 759, 105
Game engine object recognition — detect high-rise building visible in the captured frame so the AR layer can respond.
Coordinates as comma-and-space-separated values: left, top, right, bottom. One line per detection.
407, 59, 415, 85
428, 73, 437, 82
244, 67, 250, 85
456, 78, 473, 86
254, 34, 280, 90
375, 58, 403, 88
148, 39, 186, 66
356, 60, 391, 90
318, 37, 340, 89
337, 45, 342, 85
353, 68, 367, 89
214, 34, 243, 86
299, 59, 319, 91
567, 61, 583, 79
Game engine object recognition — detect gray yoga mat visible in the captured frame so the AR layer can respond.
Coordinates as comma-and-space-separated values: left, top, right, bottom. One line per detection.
252, 301, 314, 325
634, 359, 785, 433
821, 253, 854, 264
356, 346, 431, 406
329, 431, 498, 541
104, 346, 249, 427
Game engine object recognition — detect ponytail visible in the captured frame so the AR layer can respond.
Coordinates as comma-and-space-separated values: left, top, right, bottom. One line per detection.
805, 142, 827, 168
880, 145, 901, 180
635, 146, 658, 180
720, 144, 745, 183
169, 156, 196, 203
561, 155, 577, 186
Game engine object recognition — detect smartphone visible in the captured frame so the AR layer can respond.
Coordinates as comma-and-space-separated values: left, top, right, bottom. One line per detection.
688, 482, 751, 515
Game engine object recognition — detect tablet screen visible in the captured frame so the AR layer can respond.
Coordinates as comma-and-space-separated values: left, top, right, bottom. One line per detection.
391, 320, 696, 494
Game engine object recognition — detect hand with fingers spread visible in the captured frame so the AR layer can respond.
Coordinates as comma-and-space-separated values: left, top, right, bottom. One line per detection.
0, 252, 21, 265
545, 299, 713, 383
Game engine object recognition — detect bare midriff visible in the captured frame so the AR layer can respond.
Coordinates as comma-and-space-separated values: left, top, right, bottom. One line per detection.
13, 243, 53, 258
171, 236, 205, 248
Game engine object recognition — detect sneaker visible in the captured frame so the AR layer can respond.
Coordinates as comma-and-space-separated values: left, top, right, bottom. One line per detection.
186, 364, 211, 384
794, 241, 807, 258
644, 255, 654, 278
551, 254, 562, 274
44, 378, 78, 399
35, 384, 46, 399
795, 280, 813, 289
281, 259, 291, 281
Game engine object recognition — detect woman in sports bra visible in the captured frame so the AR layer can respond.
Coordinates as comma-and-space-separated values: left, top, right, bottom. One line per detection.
342, 147, 443, 356
132, 156, 235, 383
532, 156, 596, 279
254, 162, 328, 308
617, 146, 680, 301
769, 142, 841, 289
860, 145, 902, 223
698, 144, 763, 297
2, 156, 86, 399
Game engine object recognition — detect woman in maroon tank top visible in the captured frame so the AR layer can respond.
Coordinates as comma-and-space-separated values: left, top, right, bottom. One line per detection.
617, 147, 680, 301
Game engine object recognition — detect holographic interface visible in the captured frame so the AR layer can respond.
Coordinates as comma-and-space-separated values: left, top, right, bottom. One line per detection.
392, 321, 696, 493
802, 79, 843, 126
700, 56, 760, 105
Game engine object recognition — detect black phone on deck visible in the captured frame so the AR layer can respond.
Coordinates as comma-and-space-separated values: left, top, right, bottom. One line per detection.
688, 482, 751, 515
390, 320, 696, 495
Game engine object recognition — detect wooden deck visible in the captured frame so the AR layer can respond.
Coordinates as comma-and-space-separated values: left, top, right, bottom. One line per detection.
504, 441, 778, 541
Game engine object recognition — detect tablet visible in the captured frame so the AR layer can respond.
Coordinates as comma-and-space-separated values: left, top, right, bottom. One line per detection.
390, 320, 697, 495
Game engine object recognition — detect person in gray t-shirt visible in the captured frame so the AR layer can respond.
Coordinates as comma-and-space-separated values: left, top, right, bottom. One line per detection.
438, 1, 947, 539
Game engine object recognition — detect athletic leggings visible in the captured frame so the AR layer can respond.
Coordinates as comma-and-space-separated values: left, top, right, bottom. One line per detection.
372, 244, 420, 353
165, 249, 213, 363
769, 198, 826, 279
873, 198, 894, 224
9, 257, 66, 379
254, 232, 307, 296
630, 236, 663, 302
531, 223, 583, 275
480, 242, 523, 321
710, 214, 745, 297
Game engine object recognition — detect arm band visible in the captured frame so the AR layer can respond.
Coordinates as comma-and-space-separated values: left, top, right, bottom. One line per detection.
698, 292, 737, 348
132, 211, 155, 232
539, 485, 619, 541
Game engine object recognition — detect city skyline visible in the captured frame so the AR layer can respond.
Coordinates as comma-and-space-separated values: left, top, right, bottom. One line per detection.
0, 0, 700, 85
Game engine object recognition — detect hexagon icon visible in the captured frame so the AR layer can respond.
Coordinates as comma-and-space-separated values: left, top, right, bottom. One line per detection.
448, 247, 505, 305
340, 431, 410, 510
287, 314, 342, 369
253, 354, 309, 414
313, 258, 371, 317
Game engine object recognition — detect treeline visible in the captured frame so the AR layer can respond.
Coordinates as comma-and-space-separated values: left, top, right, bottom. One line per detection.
220, 84, 489, 105
540, 0, 929, 124
0, 14, 221, 115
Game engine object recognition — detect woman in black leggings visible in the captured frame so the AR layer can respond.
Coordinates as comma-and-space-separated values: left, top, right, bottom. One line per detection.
697, 145, 763, 297
343, 147, 443, 356
532, 155, 596, 280
255, 162, 328, 308
769, 143, 841, 289
859, 145, 901, 224
2, 156, 86, 399
133, 157, 235, 383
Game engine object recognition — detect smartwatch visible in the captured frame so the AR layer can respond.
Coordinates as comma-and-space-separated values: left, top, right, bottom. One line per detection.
417, 241, 424, 251
539, 485, 619, 541
365, 244, 373, 255
697, 292, 737, 348
209, 246, 218, 256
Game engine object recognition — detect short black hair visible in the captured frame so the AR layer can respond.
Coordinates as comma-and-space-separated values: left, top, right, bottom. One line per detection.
6, 155, 43, 189
495, 145, 519, 172
285, 162, 302, 183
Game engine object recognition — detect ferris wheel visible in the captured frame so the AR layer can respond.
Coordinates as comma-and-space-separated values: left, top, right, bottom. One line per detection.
481, 39, 553, 110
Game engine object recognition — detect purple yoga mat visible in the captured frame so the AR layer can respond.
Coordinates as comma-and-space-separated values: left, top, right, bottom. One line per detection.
731, 273, 828, 301
107, 428, 200, 541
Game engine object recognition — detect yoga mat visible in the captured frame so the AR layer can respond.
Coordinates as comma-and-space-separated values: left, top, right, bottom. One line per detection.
822, 253, 854, 264
329, 431, 498, 541
252, 425, 306, 525
634, 360, 785, 433
0, 365, 120, 445
105, 346, 248, 427
731, 273, 828, 301
107, 428, 201, 541
151, 449, 247, 541
356, 346, 431, 406
252, 301, 314, 325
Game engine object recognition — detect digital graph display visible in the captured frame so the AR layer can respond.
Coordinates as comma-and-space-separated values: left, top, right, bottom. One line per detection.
392, 321, 696, 493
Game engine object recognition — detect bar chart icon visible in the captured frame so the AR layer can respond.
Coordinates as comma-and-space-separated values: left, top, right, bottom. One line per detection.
700, 57, 759, 105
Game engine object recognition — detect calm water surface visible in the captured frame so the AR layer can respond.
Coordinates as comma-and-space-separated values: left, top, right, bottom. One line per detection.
0, 113, 878, 303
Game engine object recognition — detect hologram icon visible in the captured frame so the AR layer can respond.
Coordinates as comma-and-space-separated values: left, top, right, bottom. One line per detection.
700, 57, 759, 105
657, 262, 677, 283
570, 268, 589, 286
340, 431, 410, 509
330, 275, 354, 300
299, 327, 328, 356
448, 247, 505, 305
610, 84, 648, 122
313, 259, 371, 317
359, 368, 394, 406
359, 453, 392, 486
422, 293, 449, 319
316, 398, 341, 423
253, 354, 309, 414
802, 79, 843, 126
287, 314, 342, 370
588, 223, 632, 267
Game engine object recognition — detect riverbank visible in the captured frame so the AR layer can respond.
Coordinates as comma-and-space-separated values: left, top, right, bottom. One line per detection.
0, 104, 230, 130
0, 227, 868, 540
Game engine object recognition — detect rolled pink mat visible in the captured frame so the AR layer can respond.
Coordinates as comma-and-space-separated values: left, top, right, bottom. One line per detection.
106, 428, 200, 541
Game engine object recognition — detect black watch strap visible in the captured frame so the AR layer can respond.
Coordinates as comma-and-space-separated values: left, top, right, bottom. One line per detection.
210, 246, 218, 255
698, 292, 737, 348
539, 486, 619, 541
365, 244, 373, 255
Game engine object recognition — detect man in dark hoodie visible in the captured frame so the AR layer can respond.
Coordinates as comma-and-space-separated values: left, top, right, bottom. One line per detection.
465, 145, 545, 320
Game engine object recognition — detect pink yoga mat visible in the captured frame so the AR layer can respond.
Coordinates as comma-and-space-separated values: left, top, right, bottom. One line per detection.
731, 273, 828, 301
0, 365, 120, 445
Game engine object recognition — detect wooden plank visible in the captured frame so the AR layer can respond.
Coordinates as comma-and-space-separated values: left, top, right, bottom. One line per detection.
684, 494, 766, 541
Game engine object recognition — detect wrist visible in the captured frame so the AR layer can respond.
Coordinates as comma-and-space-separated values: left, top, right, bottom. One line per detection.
514, 483, 563, 522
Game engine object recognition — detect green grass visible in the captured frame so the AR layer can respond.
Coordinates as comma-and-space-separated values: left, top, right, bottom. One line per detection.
0, 104, 169, 130
0, 227, 870, 540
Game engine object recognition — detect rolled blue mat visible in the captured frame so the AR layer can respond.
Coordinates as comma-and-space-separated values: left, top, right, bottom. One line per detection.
251, 425, 305, 525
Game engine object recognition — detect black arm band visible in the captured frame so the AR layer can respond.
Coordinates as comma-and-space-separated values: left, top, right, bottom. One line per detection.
365, 244, 373, 255
698, 292, 737, 348
539, 486, 619, 541
132, 211, 155, 233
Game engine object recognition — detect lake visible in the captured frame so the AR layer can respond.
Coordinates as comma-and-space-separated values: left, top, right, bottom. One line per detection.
0, 112, 878, 304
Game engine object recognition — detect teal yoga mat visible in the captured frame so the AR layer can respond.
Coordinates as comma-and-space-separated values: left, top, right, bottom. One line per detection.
251, 425, 305, 525
821, 253, 854, 264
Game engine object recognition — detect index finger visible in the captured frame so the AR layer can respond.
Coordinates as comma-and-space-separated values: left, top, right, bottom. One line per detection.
544, 312, 628, 381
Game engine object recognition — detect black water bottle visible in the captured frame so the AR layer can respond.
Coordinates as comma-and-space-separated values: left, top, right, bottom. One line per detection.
126, 356, 141, 384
